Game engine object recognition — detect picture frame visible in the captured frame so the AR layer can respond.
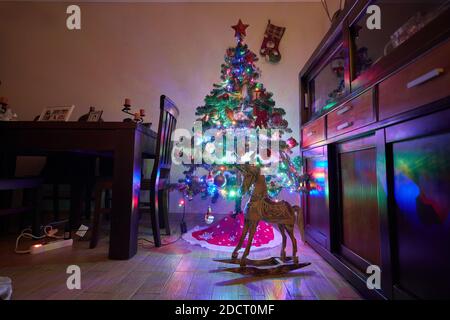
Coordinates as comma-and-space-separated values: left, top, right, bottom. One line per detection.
87, 110, 103, 122
38, 105, 75, 122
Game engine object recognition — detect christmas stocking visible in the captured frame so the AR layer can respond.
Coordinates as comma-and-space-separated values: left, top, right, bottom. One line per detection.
260, 20, 286, 63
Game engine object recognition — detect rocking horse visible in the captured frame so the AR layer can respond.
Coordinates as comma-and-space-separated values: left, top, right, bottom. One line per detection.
231, 164, 306, 267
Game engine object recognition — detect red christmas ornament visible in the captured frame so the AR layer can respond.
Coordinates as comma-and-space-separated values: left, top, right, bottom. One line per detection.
286, 137, 299, 149
253, 105, 269, 128
231, 19, 249, 40
271, 112, 283, 126
214, 173, 226, 188
245, 54, 256, 64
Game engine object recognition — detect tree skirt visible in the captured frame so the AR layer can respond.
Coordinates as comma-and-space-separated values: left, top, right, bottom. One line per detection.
182, 213, 282, 252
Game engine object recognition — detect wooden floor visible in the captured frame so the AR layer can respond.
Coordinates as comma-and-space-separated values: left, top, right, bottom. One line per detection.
0, 213, 362, 300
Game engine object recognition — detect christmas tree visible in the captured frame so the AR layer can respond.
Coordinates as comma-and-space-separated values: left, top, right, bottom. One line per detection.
174, 20, 307, 213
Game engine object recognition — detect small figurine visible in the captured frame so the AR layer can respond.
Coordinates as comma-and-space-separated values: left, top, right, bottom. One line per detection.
0, 97, 18, 121
78, 106, 104, 122
204, 205, 214, 224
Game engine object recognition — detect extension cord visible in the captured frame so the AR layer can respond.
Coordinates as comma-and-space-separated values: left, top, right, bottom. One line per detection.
30, 239, 73, 254
180, 221, 187, 234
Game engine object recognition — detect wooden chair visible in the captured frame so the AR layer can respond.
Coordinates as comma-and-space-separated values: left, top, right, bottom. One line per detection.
147, 95, 179, 247
40, 155, 95, 227
89, 95, 179, 248
0, 178, 43, 235
33, 115, 96, 227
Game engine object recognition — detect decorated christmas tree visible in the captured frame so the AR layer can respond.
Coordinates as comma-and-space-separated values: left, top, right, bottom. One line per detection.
174, 20, 307, 215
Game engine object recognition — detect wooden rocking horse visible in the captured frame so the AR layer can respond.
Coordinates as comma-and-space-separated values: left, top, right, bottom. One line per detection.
231, 164, 305, 267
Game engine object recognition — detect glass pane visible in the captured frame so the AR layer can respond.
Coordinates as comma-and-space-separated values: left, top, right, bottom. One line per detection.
393, 132, 450, 299
306, 156, 329, 237
352, 0, 449, 79
310, 46, 346, 117
340, 148, 381, 267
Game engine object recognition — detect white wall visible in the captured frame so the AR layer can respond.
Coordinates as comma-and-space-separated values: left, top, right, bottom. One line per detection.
0, 1, 331, 214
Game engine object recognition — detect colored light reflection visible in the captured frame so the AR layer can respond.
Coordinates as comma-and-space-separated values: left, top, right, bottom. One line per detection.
393, 140, 450, 224
309, 158, 328, 198
314, 160, 327, 168
264, 281, 289, 300
312, 172, 325, 181
395, 171, 420, 218
132, 170, 142, 209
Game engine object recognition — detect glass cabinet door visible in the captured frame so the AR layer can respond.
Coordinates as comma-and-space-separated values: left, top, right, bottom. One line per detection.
309, 45, 346, 119
351, 0, 449, 81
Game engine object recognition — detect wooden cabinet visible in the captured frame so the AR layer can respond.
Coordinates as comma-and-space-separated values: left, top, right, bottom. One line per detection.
302, 146, 330, 249
337, 136, 381, 270
299, 0, 450, 300
327, 90, 375, 138
379, 39, 450, 120
301, 117, 325, 148
385, 109, 450, 300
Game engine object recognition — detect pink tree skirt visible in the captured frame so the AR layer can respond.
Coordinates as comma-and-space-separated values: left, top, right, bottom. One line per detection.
182, 212, 282, 252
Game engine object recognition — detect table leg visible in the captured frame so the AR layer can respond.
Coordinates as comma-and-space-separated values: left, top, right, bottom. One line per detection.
109, 131, 142, 260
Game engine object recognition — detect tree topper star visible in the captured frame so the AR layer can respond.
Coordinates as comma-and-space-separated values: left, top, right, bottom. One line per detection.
232, 19, 249, 40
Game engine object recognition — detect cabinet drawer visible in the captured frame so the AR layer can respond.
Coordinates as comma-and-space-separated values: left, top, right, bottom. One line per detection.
379, 40, 450, 120
302, 118, 325, 147
327, 90, 374, 138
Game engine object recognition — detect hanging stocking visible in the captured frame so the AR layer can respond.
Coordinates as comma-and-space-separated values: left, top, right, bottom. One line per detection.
260, 20, 286, 63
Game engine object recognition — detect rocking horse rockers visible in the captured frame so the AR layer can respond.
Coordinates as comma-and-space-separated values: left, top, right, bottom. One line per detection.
231, 164, 306, 267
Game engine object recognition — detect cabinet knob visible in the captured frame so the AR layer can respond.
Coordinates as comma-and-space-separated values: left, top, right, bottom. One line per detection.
337, 105, 352, 115
337, 121, 353, 131
407, 68, 444, 89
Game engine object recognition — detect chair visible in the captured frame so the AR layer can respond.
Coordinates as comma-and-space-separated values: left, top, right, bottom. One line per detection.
89, 95, 179, 248
0, 178, 43, 235
34, 114, 96, 226
40, 155, 95, 227
147, 95, 179, 247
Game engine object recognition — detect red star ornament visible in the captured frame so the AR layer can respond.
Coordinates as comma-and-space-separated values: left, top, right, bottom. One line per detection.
232, 19, 249, 40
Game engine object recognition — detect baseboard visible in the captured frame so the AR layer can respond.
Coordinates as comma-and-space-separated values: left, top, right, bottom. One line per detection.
306, 234, 387, 300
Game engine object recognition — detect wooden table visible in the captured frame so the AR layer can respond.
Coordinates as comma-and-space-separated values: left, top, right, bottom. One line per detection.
0, 122, 156, 260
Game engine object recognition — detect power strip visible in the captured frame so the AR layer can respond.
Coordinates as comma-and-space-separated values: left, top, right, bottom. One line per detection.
30, 239, 73, 254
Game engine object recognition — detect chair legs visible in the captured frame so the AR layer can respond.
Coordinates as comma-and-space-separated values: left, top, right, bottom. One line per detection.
70, 183, 83, 229
84, 182, 93, 220
159, 189, 170, 235
52, 184, 59, 221
149, 187, 161, 247
31, 187, 43, 236
89, 184, 103, 249
88, 179, 170, 249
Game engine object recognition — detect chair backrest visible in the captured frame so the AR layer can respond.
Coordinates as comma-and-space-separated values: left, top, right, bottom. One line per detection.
153, 95, 179, 182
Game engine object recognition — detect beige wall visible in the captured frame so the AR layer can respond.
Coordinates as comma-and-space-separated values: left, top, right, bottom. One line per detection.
0, 1, 330, 213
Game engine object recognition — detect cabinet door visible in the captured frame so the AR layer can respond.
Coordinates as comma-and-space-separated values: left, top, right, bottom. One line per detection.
337, 135, 382, 270
303, 146, 330, 249
386, 108, 450, 299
